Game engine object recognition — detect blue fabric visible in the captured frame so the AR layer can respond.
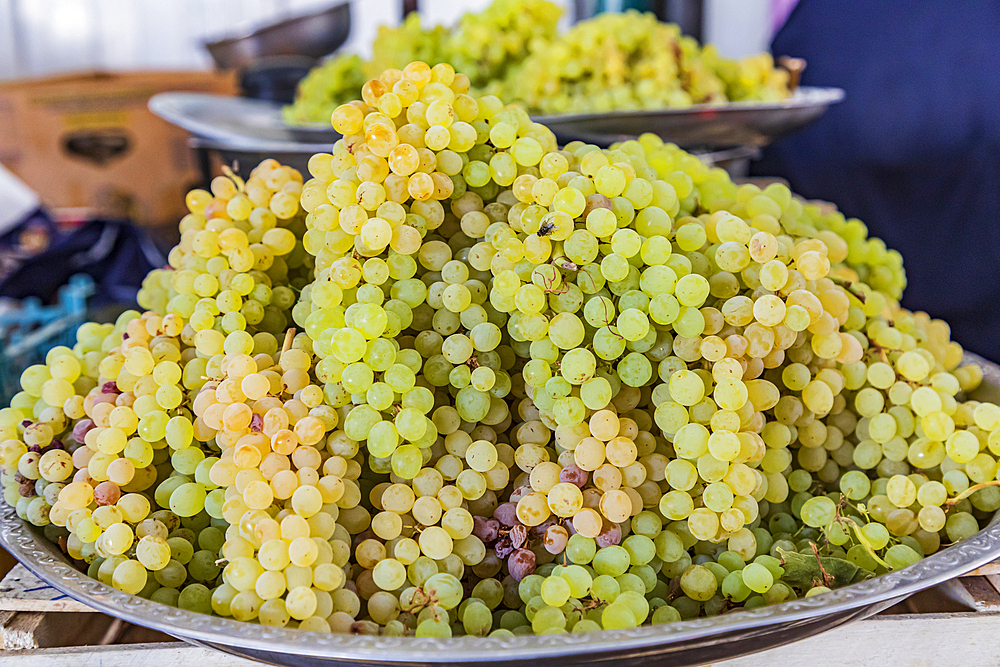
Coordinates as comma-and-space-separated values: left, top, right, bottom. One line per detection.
0, 219, 166, 308
754, 0, 1000, 360
0, 207, 58, 248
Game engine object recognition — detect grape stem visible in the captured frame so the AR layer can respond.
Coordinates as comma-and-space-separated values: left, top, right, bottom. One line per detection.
828, 497, 890, 568
281, 329, 296, 355
829, 275, 867, 304
220, 165, 246, 192
810, 542, 834, 587
576, 269, 598, 293
777, 56, 806, 93
839, 516, 890, 568
943, 480, 1000, 509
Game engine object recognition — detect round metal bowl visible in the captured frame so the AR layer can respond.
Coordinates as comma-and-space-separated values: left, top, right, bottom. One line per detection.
149, 87, 843, 154
2, 353, 999, 667
148, 95, 769, 179
204, 1, 352, 71
533, 87, 845, 147
149, 93, 339, 148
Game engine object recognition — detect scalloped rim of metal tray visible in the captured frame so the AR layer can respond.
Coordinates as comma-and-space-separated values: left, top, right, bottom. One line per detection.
1, 350, 997, 664
530, 86, 845, 126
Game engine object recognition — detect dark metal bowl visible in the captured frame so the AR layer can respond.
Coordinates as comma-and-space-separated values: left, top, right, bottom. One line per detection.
205, 2, 351, 70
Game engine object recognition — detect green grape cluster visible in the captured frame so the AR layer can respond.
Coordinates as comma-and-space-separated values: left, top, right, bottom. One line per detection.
496, 10, 793, 115
284, 0, 559, 125
138, 161, 313, 336
0, 309, 236, 604
442, 0, 562, 88
1, 60, 998, 642
284, 1, 792, 124
283, 54, 369, 126
193, 336, 357, 630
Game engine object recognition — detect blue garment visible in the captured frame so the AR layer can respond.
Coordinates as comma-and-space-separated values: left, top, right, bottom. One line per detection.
754, 0, 1000, 360
0, 219, 166, 308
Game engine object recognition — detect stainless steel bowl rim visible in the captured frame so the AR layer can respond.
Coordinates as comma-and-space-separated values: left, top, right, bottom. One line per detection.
279, 86, 846, 131
149, 93, 334, 152
530, 87, 845, 125
149, 87, 845, 156
4, 364, 996, 662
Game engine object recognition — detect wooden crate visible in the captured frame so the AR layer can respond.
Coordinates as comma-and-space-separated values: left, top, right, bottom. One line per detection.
1, 563, 999, 666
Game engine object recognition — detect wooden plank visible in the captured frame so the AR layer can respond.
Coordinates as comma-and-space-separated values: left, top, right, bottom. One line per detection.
0, 643, 256, 666
959, 576, 1000, 612
0, 565, 92, 613
115, 623, 177, 645
2, 613, 1000, 667
711, 613, 1000, 667
0, 549, 15, 581
887, 579, 977, 614
961, 561, 1000, 577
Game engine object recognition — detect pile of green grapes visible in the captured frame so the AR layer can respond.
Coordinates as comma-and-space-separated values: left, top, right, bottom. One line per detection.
283, 0, 560, 125
5, 60, 999, 640
284, 0, 791, 124
493, 12, 791, 115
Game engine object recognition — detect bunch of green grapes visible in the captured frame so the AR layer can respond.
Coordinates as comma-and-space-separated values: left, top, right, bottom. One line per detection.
700, 47, 792, 103
443, 0, 561, 88
290, 64, 533, 635
284, 0, 797, 124
186, 335, 359, 630
284, 0, 561, 125
368, 13, 450, 88
284, 14, 449, 126
7, 58, 1000, 642
0, 311, 222, 606
282, 54, 368, 126
491, 9, 793, 115
497, 12, 699, 114
457, 128, 979, 631
138, 161, 312, 338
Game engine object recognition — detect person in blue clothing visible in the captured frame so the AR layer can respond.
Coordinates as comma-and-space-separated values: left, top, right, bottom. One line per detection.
754, 0, 1000, 361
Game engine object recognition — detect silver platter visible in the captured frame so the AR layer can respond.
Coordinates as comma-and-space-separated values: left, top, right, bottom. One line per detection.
149, 92, 336, 151
149, 93, 774, 179
533, 86, 845, 147
149, 87, 844, 153
2, 352, 999, 665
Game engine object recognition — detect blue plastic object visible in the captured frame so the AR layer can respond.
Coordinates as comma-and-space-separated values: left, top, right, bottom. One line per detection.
0, 275, 93, 404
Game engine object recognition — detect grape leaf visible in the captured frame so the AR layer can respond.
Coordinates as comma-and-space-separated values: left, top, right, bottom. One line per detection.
776, 547, 873, 590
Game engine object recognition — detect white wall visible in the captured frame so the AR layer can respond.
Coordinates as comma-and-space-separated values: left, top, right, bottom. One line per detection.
0, 0, 769, 80
0, 0, 364, 79
703, 0, 771, 59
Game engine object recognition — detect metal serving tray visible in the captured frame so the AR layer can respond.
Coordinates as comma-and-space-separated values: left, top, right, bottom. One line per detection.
2, 352, 996, 667
149, 93, 337, 150
149, 95, 771, 178
533, 86, 845, 147
150, 86, 844, 153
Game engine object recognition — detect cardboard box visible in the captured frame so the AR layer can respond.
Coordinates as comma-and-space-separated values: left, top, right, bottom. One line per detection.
0, 70, 236, 228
